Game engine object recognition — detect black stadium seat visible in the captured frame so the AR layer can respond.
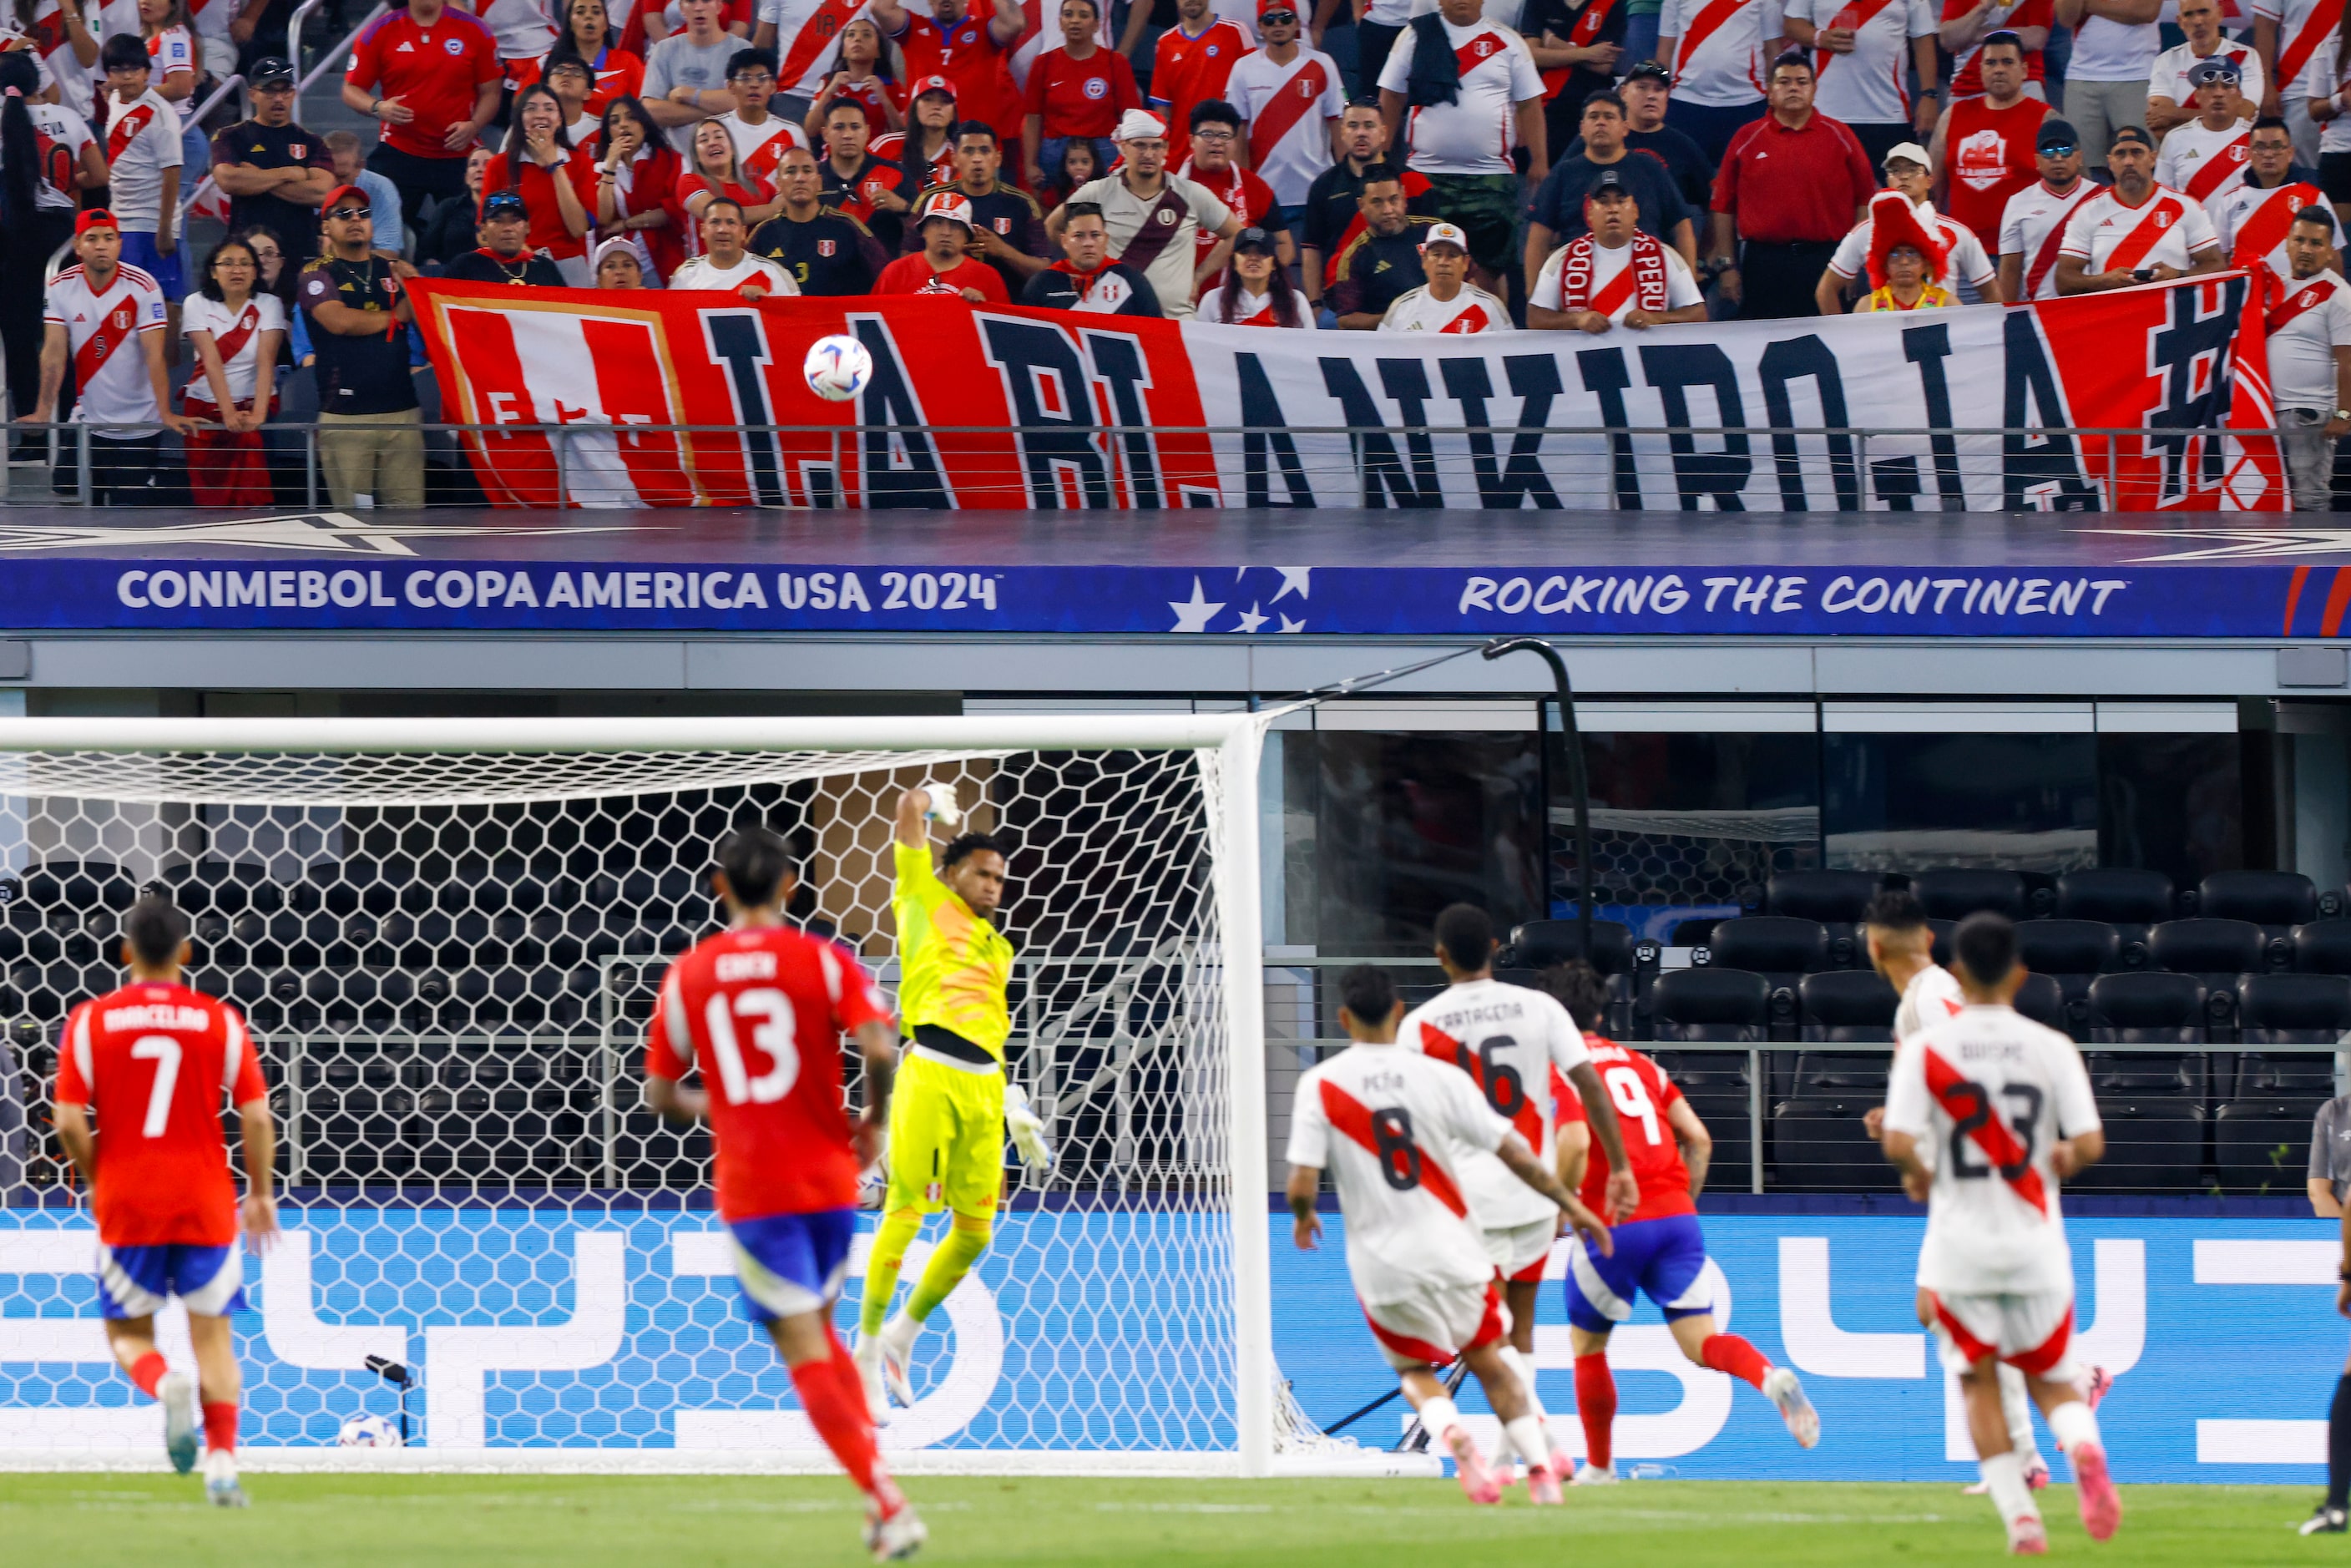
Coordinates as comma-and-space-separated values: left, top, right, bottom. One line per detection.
2148, 918, 2265, 1039
2087, 970, 2206, 1044
1773, 1050, 1890, 1191
1651, 968, 1770, 1043
2215, 1044, 2338, 1195
1501, 918, 1646, 1036
2055, 867, 2174, 969
2296, 919, 2351, 977
2198, 871, 2318, 971
1764, 871, 1883, 969
1706, 916, 1828, 1045
2015, 918, 2120, 1039
1797, 969, 1898, 1041
2014, 971, 2068, 1034
1914, 868, 2026, 923
2071, 1054, 2209, 1192
1647, 1050, 1754, 1192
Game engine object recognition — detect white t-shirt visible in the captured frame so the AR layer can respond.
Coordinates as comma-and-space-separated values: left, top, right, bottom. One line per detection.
1398, 978, 1592, 1232
18, 100, 94, 212
1659, 0, 1767, 107
1066, 172, 1235, 319
43, 262, 168, 430
99, 89, 185, 232
145, 24, 199, 123
2299, 52, 2351, 154
2212, 177, 2343, 272
1377, 17, 1545, 175
1222, 45, 1344, 208
1788, 0, 1937, 125
2146, 38, 2263, 112
2266, 267, 2351, 411
719, 110, 807, 186
1287, 1040, 1512, 1305
2065, 0, 2162, 82
759, 0, 877, 94
2257, 0, 2343, 112
1826, 200, 1998, 288
1530, 236, 1706, 315
1378, 281, 1509, 331
463, 0, 560, 58
180, 292, 287, 407
667, 251, 801, 291
2154, 116, 2252, 202
1998, 177, 2101, 297
1196, 284, 1319, 324
2058, 183, 2218, 273
1895, 962, 1966, 1041
1883, 1004, 2101, 1295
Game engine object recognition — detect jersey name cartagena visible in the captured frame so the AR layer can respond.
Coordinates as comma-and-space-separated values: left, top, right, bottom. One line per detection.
1557, 1036, 1694, 1222
892, 840, 1014, 1059
645, 923, 892, 1220
55, 982, 268, 1247
1398, 977, 1590, 1230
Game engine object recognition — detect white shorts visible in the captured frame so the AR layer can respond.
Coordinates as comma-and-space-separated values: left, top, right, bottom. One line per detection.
1483, 1216, 1557, 1283
1359, 1277, 1506, 1371
1927, 1286, 2077, 1380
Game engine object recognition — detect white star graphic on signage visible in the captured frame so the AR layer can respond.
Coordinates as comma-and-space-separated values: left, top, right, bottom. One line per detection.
1168, 576, 1226, 632
1279, 614, 1306, 633
2078, 527, 2351, 561
1271, 566, 1312, 603
1233, 601, 1269, 632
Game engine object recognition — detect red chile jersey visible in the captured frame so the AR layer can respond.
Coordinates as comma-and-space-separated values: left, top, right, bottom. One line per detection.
55, 982, 269, 1247
1555, 1035, 1695, 1222
644, 923, 892, 1222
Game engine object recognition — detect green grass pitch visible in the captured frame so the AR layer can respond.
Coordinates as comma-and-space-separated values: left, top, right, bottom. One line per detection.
0, 1474, 2333, 1565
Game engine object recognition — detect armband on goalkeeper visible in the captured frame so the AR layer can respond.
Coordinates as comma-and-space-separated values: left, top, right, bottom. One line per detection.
1004, 1083, 1053, 1172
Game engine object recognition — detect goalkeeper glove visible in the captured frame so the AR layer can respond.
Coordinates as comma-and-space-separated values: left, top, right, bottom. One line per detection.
1004, 1083, 1053, 1172
921, 780, 963, 830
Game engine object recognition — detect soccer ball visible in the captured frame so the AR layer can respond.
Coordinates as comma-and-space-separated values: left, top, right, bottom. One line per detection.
804, 334, 872, 402
337, 1414, 403, 1449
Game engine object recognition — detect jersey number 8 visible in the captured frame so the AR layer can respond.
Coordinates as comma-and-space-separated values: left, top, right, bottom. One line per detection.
703, 988, 801, 1105
1370, 1106, 1422, 1191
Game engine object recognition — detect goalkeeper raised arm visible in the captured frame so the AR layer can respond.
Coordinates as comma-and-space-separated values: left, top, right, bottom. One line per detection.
855, 783, 1049, 1419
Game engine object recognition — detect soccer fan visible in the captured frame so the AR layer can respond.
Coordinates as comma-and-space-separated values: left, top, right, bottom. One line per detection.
137, 0, 199, 124
52, 896, 276, 1508
23, 0, 109, 123
324, 130, 408, 255
1851, 234, 1948, 305
1939, 0, 2048, 104
1195, 224, 1312, 321
2055, 124, 2226, 289
1996, 116, 2097, 299
483, 82, 599, 282
1222, 0, 1342, 217
646, 0, 756, 149
680, 114, 782, 240
912, 123, 1047, 290
593, 234, 650, 282
1529, 168, 1707, 327
1880, 913, 2121, 1556
23, 209, 183, 504
1655, 0, 1772, 166
2156, 55, 2257, 204
1519, 0, 1629, 147
1376, 0, 1549, 291
671, 194, 800, 288
0, 48, 103, 443
2148, 0, 2263, 134
99, 32, 185, 303
594, 94, 687, 280
641, 827, 924, 1561
2263, 206, 2351, 510
1523, 90, 1695, 296
870, 0, 1024, 141
1398, 906, 1636, 1478
1328, 163, 1438, 326
870, 75, 960, 190
443, 188, 572, 281
626, 0, 756, 53
208, 57, 333, 267
1610, 58, 1718, 210
297, 186, 425, 508
1287, 964, 1610, 1506
1152, 0, 1251, 153
341, 0, 503, 233
856, 785, 1050, 1420
1818, 147, 1999, 310
1299, 99, 1432, 312
801, 16, 906, 140
1021, 0, 1139, 190
2310, 1075, 2351, 1219
719, 44, 811, 184
542, 47, 610, 150
1708, 51, 1877, 317
751, 143, 893, 290
2053, 0, 2160, 172
1781, 0, 1939, 169
1547, 961, 1820, 1484
1177, 99, 1292, 284
2255, 0, 2335, 164
2215, 114, 2338, 271
1928, 30, 2045, 249
518, 0, 647, 116
819, 99, 916, 246
877, 192, 1013, 292
1376, 219, 1507, 328
748, 0, 877, 129
1049, 108, 1240, 316
1023, 198, 1165, 309
180, 235, 284, 508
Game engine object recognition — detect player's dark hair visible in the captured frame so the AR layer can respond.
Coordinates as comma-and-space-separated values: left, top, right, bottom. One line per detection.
727, 45, 779, 78
1061, 200, 1105, 224
1542, 959, 1610, 1032
1190, 98, 1241, 133
1979, 27, 2024, 55
1361, 160, 1404, 189
2254, 113, 2290, 134
942, 831, 1009, 872
100, 31, 149, 72
1433, 903, 1494, 971
1863, 888, 1929, 931
952, 118, 999, 146
1952, 911, 2019, 989
1581, 89, 1625, 117
1337, 964, 1397, 1028
124, 895, 190, 967
703, 194, 746, 221
715, 826, 798, 907
2296, 203, 2337, 229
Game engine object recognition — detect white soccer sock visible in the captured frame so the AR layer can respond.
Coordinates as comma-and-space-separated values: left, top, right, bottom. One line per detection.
1416, 1394, 1463, 1446
1497, 1345, 1550, 1426
1504, 1415, 1555, 1474
1979, 1450, 2038, 1528
880, 1312, 922, 1353
1997, 1363, 2045, 1469
2045, 1398, 2102, 1456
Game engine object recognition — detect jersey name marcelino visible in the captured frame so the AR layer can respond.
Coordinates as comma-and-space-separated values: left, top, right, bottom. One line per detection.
892, 841, 1014, 1060
1557, 1036, 1694, 1222
645, 924, 892, 1221
54, 983, 269, 1247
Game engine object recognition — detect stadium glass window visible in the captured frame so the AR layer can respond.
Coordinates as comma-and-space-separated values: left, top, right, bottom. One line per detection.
2098, 732, 2244, 889
1823, 731, 2101, 875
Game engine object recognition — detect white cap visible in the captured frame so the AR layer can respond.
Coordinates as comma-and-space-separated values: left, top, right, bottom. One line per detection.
1418, 221, 1469, 253
1115, 108, 1167, 141
1882, 139, 1931, 169
919, 191, 974, 230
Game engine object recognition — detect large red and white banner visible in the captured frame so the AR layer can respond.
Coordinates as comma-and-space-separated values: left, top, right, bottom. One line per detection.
407, 274, 2286, 511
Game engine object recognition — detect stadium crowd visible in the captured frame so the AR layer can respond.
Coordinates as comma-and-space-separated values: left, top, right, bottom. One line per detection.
4, 0, 2351, 502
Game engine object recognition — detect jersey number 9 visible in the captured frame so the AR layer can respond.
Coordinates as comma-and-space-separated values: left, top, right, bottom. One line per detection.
1605, 1065, 1663, 1146
703, 988, 801, 1105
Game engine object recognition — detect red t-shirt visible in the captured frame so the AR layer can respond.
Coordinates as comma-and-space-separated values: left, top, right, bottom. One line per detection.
671, 172, 776, 254
895, 10, 1013, 136
643, 925, 892, 1222
55, 983, 270, 1247
874, 250, 1012, 297
1709, 109, 1878, 245
1176, 155, 1276, 289
868, 131, 955, 189
346, 7, 504, 162
1024, 44, 1141, 139
1151, 19, 1249, 150
1941, 0, 2052, 97
481, 149, 599, 257
1555, 1037, 1696, 1223
511, 45, 648, 118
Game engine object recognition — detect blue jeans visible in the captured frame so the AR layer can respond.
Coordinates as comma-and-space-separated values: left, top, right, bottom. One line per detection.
1620, 10, 1660, 73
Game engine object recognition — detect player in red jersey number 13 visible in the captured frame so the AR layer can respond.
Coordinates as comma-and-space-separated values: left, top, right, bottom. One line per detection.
53, 896, 277, 1508
643, 827, 923, 1561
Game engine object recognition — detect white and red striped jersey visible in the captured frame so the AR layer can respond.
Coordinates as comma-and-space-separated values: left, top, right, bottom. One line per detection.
2057, 183, 2218, 275
100, 88, 184, 231
180, 292, 286, 409
1378, 281, 1508, 332
144, 23, 198, 124
2258, 0, 2345, 115
2154, 116, 2251, 204
1996, 176, 2100, 298
1196, 284, 1318, 325
1895, 962, 1966, 1041
718, 110, 807, 185
1826, 199, 1998, 289
43, 262, 167, 427
1222, 44, 1343, 208
1287, 1039, 1512, 1302
1398, 977, 1593, 1232
1787, 0, 1939, 126
30, 0, 139, 119
22, 99, 94, 213
1530, 234, 1706, 318
1659, 0, 1767, 106
759, 0, 876, 95
2264, 266, 2351, 412
1883, 1003, 2101, 1293
1375, 17, 1544, 176
2211, 177, 2341, 273
2147, 38, 2264, 111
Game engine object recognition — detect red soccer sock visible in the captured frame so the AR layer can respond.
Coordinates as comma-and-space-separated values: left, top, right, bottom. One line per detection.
791, 1348, 888, 1505
127, 1352, 167, 1399
202, 1401, 239, 1455
1573, 1353, 1616, 1472
1700, 1333, 1772, 1391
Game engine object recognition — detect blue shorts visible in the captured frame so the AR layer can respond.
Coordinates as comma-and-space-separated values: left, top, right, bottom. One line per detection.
729, 1208, 857, 1326
117, 230, 184, 299
95, 1242, 246, 1319
1564, 1212, 1713, 1333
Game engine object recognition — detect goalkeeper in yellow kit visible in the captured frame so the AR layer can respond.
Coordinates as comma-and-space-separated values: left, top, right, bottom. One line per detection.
855, 782, 1051, 1419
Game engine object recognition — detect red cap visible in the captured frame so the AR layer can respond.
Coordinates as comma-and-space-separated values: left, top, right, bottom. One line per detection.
911, 73, 956, 99
73, 208, 118, 236
321, 183, 373, 214
1258, 0, 1298, 17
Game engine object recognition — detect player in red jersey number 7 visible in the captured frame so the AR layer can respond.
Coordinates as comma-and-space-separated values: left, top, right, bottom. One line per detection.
643, 827, 924, 1561
52, 896, 277, 1508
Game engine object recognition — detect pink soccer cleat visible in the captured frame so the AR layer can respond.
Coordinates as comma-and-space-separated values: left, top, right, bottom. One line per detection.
1445, 1425, 1504, 1505
2080, 1366, 2114, 1411
2007, 1516, 2049, 1555
2070, 1442, 2121, 1542
1526, 1458, 1566, 1506
2024, 1460, 2050, 1491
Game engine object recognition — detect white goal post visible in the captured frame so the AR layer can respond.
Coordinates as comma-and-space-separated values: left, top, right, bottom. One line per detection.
0, 711, 1373, 1476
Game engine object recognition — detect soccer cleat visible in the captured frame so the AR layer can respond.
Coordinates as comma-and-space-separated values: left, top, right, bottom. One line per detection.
1571, 1463, 1620, 1486
877, 1314, 919, 1411
1444, 1424, 1504, 1505
1762, 1366, 1820, 1449
2081, 1365, 2114, 1411
2301, 1504, 2348, 1535
2024, 1459, 2050, 1491
2069, 1441, 2121, 1542
202, 1450, 248, 1509
1526, 1458, 1566, 1506
2007, 1515, 2048, 1555
864, 1500, 928, 1561
159, 1371, 199, 1476
852, 1335, 892, 1426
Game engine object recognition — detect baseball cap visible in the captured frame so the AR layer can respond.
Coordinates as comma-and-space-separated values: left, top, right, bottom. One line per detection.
482, 190, 528, 219
1587, 167, 1631, 195
911, 73, 956, 99
2188, 53, 2242, 84
2035, 117, 2080, 152
1625, 59, 1669, 81
2110, 124, 2154, 149
1418, 220, 1469, 253
247, 55, 294, 85
1115, 107, 1167, 140
321, 182, 372, 213
73, 207, 118, 235
919, 191, 975, 230
1881, 139, 1930, 169
1232, 225, 1277, 254
1258, 0, 1297, 16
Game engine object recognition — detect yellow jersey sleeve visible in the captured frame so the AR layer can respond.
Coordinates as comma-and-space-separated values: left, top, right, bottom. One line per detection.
892, 841, 1015, 1060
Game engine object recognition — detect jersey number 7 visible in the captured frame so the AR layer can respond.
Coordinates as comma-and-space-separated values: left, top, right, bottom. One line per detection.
130, 1034, 182, 1137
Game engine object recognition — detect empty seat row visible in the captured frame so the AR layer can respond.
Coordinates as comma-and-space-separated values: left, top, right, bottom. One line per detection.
1767, 866, 2343, 928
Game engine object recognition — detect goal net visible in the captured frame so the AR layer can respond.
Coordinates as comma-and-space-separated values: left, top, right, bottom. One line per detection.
0, 714, 1323, 1474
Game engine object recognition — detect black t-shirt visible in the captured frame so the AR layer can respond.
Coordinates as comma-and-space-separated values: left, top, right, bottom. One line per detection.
1524, 151, 1689, 245
1328, 218, 1435, 319
1020, 260, 1163, 315
296, 255, 419, 415
1588, 125, 1717, 213
440, 248, 568, 286
1299, 162, 1441, 257
1520, 0, 1628, 123
822, 154, 918, 251
750, 208, 892, 296
908, 180, 1049, 293
210, 118, 333, 263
